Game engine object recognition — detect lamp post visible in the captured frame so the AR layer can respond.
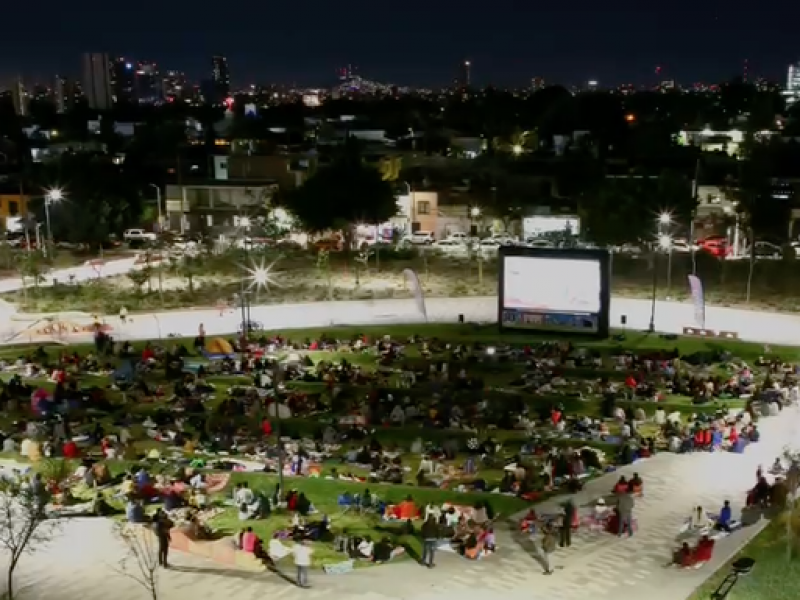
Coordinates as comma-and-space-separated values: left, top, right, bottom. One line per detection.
469, 206, 481, 237
149, 183, 163, 232
648, 213, 672, 333
43, 188, 64, 256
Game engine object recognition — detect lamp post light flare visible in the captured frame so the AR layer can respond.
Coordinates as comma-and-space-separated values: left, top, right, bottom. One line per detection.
43, 187, 65, 256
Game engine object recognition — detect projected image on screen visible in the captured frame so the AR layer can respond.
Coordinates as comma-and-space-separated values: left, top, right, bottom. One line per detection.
503, 256, 601, 313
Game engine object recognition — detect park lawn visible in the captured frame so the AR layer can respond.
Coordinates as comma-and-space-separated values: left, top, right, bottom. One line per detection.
688, 509, 800, 600
209, 470, 534, 569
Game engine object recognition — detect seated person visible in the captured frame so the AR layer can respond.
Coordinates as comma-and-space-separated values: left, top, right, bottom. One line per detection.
593, 498, 610, 522
673, 542, 695, 568
357, 536, 375, 559
119, 476, 135, 498
240, 527, 259, 553
688, 506, 712, 531
612, 476, 628, 494
693, 535, 715, 564
125, 499, 145, 523
187, 511, 212, 540
295, 492, 312, 516
628, 472, 643, 494
714, 500, 733, 532
770, 458, 785, 475
372, 537, 396, 563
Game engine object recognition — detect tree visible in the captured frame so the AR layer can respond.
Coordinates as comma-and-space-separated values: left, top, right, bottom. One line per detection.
0, 477, 59, 600
581, 170, 697, 247
286, 139, 397, 251
114, 523, 161, 600
127, 268, 150, 296
29, 155, 145, 248
176, 255, 204, 294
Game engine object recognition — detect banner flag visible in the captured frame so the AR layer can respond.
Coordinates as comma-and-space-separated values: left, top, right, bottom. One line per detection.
403, 268, 428, 322
687, 274, 706, 329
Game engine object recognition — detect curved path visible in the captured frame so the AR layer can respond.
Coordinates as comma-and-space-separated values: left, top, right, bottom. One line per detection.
0, 256, 138, 295
4, 295, 800, 346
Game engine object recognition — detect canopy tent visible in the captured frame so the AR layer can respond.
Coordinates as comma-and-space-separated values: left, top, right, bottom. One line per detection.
204, 337, 235, 360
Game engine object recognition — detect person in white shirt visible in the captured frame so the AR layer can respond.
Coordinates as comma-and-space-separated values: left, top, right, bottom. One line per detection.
2, 438, 17, 453
357, 537, 374, 559
19, 438, 32, 458
292, 539, 313, 588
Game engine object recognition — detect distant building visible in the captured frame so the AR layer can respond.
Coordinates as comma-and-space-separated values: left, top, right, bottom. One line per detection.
211, 55, 230, 101
82, 53, 112, 110
110, 57, 136, 104
11, 78, 27, 117
785, 62, 800, 106
531, 77, 546, 92
458, 59, 471, 88
136, 61, 161, 104
54, 75, 67, 113
162, 70, 187, 100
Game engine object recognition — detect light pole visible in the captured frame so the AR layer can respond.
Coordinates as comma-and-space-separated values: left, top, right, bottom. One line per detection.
149, 184, 163, 232
648, 213, 672, 333
43, 188, 64, 257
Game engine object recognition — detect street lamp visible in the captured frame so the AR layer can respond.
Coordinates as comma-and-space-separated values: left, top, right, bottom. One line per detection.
44, 188, 64, 255
149, 184, 163, 232
658, 212, 672, 227
512, 144, 523, 155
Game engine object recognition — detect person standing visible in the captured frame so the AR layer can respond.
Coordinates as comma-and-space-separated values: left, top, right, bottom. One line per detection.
153, 509, 173, 568
560, 500, 575, 548
421, 514, 440, 568
540, 522, 558, 575
292, 538, 313, 588
617, 490, 635, 537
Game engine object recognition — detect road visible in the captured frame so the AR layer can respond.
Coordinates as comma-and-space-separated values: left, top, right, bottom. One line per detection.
0, 256, 138, 294
2, 294, 799, 347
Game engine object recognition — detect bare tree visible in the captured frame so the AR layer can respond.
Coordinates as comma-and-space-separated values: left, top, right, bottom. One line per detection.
783, 449, 800, 561
114, 523, 161, 600
0, 479, 59, 600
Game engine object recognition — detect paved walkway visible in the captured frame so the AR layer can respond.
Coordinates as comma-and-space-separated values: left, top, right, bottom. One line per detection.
7, 407, 799, 600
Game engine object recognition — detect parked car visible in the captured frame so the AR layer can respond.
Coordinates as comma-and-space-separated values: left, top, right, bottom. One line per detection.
750, 241, 782, 260
525, 238, 555, 249
444, 232, 471, 244
431, 239, 469, 255
123, 229, 157, 243
698, 236, 731, 258
408, 231, 435, 245
669, 239, 698, 254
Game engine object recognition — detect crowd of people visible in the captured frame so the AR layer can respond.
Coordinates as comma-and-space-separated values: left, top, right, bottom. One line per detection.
0, 325, 794, 586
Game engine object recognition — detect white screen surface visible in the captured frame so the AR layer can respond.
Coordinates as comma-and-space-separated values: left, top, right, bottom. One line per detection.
503, 256, 602, 313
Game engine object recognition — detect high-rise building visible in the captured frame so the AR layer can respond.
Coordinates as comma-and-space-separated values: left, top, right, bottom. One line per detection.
458, 59, 471, 88
785, 62, 800, 106
82, 53, 112, 110
110, 57, 136, 104
211, 55, 230, 100
136, 61, 161, 104
54, 75, 67, 113
162, 70, 187, 100
11, 78, 27, 117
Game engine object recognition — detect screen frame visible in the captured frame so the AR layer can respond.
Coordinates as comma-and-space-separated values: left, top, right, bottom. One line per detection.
498, 246, 611, 338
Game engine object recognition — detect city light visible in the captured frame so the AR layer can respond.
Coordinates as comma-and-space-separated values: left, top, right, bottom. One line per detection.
658, 212, 672, 226
46, 188, 64, 203
512, 144, 523, 155
470, 206, 481, 218
244, 257, 281, 292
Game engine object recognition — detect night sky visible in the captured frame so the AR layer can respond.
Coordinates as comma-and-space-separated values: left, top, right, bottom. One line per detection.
5, 1, 799, 87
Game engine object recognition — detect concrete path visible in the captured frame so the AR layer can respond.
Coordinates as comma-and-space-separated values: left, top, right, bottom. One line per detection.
4, 294, 800, 346
5, 407, 799, 600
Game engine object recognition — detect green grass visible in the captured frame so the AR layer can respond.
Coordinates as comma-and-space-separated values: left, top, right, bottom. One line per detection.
688, 510, 800, 600
209, 471, 533, 568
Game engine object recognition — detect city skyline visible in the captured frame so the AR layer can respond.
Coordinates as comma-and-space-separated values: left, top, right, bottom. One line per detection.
2, 2, 800, 87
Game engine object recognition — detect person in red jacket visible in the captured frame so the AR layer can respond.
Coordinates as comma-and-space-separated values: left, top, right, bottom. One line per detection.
63, 439, 80, 459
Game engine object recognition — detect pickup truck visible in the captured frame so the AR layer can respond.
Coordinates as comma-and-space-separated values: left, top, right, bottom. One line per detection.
123, 229, 157, 243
